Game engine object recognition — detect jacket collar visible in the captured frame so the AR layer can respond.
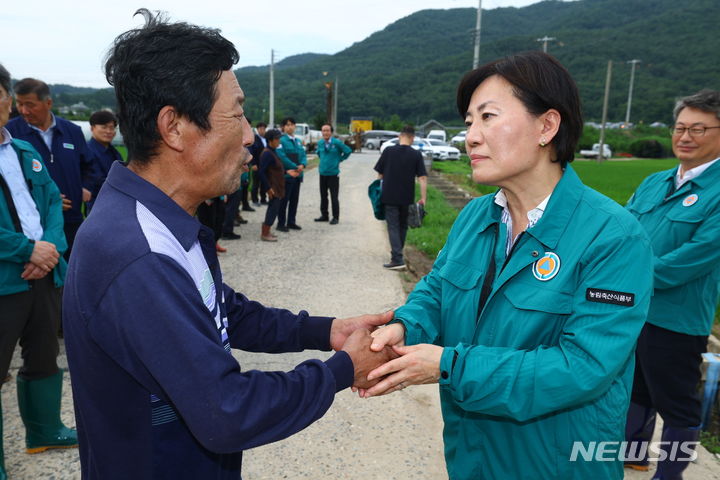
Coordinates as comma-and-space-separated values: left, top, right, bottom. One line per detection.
105, 162, 201, 251
473, 165, 584, 250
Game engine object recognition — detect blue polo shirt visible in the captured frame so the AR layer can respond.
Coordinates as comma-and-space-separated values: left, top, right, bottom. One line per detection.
62, 162, 353, 479
7, 115, 96, 225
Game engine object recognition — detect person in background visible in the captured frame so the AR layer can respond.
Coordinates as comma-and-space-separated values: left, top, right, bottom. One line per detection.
7, 78, 96, 260
198, 196, 227, 252
258, 129, 286, 242
62, 11, 394, 478
0, 63, 77, 480
314, 123, 351, 225
373, 125, 427, 270
276, 117, 306, 232
624, 89, 720, 480
250, 121, 268, 206
365, 51, 653, 480
86, 110, 123, 214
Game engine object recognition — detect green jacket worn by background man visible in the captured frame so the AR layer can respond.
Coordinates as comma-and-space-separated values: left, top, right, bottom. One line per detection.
394, 167, 653, 480
316, 137, 351, 176
277, 134, 307, 180
0, 139, 67, 295
626, 160, 720, 336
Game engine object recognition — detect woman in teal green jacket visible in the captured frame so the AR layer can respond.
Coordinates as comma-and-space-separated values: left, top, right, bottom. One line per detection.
363, 52, 653, 480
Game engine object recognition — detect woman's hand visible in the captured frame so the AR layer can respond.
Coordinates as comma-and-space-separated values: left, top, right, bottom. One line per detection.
360, 343, 443, 398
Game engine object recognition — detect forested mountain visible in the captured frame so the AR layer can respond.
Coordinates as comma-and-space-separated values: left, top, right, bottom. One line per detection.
48, 0, 719, 127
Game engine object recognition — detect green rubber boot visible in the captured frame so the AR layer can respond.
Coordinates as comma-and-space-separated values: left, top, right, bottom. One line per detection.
1, 395, 7, 480
16, 370, 78, 453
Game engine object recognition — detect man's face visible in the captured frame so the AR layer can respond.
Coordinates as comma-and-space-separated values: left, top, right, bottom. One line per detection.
284, 122, 296, 136
672, 107, 720, 169
91, 121, 117, 146
186, 70, 253, 198
0, 86, 11, 129
321, 125, 332, 140
15, 92, 52, 129
257, 125, 266, 136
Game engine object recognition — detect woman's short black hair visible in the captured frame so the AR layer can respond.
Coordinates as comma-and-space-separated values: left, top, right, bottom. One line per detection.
264, 129, 282, 142
456, 51, 582, 168
104, 9, 239, 164
89, 110, 118, 126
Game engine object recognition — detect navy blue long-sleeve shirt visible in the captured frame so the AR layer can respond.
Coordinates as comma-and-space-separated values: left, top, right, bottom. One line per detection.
62, 162, 353, 479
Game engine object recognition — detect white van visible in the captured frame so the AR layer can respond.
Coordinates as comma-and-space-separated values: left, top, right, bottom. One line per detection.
427, 129, 446, 142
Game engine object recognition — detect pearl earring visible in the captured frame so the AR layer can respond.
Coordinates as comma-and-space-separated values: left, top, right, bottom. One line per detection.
539, 138, 547, 147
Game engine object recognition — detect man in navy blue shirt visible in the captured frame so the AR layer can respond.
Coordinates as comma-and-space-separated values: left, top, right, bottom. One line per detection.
86, 110, 123, 213
7, 78, 96, 260
63, 10, 393, 480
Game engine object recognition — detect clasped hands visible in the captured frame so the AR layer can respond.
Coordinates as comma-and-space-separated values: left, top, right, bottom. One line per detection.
332, 313, 443, 398
21, 240, 60, 281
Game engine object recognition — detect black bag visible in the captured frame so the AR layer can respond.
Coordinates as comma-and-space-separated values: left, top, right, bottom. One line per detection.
407, 202, 426, 228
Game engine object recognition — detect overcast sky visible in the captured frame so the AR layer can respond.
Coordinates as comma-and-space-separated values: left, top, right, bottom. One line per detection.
2, 0, 545, 88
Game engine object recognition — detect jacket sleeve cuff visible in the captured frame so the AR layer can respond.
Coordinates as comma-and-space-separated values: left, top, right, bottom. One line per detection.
325, 351, 354, 392
299, 315, 334, 351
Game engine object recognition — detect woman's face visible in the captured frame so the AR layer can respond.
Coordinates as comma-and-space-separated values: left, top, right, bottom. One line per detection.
464, 75, 548, 187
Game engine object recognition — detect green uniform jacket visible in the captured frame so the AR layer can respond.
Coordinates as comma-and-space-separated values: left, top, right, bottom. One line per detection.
0, 139, 67, 295
276, 134, 307, 180
316, 137, 351, 176
626, 159, 720, 336
394, 166, 652, 480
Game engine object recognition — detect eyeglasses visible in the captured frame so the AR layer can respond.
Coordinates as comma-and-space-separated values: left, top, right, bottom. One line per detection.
670, 125, 720, 137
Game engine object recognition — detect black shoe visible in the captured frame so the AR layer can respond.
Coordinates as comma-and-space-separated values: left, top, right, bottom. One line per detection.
260, 199, 268, 205
252, 201, 260, 207
329, 218, 339, 225
315, 216, 329, 222
277, 225, 289, 232
239, 218, 248, 225
242, 206, 256, 212
383, 262, 406, 270
222, 232, 242, 240
287, 224, 302, 230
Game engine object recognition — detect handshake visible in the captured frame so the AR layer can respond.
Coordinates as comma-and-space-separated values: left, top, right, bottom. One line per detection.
333, 313, 443, 397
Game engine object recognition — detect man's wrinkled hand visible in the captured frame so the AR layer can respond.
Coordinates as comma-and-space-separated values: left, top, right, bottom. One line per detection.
29, 240, 59, 273
342, 329, 400, 390
330, 311, 394, 351
21, 262, 49, 280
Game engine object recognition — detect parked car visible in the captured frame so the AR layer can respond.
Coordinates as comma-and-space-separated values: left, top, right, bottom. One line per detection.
450, 130, 466, 145
424, 139, 461, 161
362, 130, 399, 150
379, 137, 429, 154
579, 143, 613, 159
426, 129, 447, 142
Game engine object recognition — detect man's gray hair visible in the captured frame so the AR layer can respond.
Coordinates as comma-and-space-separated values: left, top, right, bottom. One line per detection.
673, 89, 720, 120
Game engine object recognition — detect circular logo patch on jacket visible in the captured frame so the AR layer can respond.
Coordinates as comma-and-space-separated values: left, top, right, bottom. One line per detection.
682, 194, 698, 207
533, 252, 561, 281
31, 159, 43, 172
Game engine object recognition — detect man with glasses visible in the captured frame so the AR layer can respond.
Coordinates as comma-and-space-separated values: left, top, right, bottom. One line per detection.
625, 89, 720, 479
86, 110, 124, 214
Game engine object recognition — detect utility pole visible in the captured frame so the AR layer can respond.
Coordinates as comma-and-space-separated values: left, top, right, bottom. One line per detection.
323, 71, 333, 128
472, 0, 482, 69
625, 59, 641, 128
598, 60, 613, 162
333, 76, 338, 132
269, 49, 275, 128
536, 35, 556, 53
